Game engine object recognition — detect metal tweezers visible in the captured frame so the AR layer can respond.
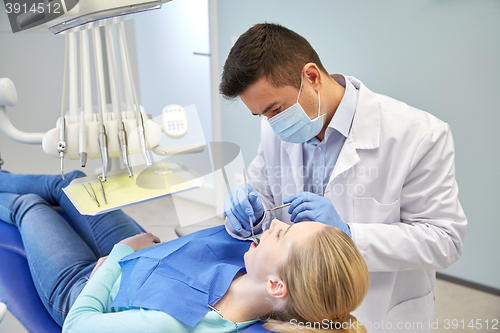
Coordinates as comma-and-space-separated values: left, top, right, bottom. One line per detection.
83, 183, 100, 207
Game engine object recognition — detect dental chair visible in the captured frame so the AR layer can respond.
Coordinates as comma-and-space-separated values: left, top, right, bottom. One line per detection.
0, 302, 6, 323
0, 207, 271, 333
0, 206, 146, 333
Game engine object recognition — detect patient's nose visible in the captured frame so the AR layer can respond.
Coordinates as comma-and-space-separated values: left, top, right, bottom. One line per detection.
270, 219, 285, 229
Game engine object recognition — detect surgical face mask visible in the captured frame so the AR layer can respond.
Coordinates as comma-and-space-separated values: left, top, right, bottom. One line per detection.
267, 75, 324, 143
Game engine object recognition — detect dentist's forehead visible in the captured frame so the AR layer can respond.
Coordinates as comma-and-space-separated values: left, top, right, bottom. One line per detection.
240, 77, 297, 115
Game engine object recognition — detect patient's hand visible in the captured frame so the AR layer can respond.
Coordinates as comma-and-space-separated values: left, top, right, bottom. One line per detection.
118, 232, 161, 252
88, 256, 108, 282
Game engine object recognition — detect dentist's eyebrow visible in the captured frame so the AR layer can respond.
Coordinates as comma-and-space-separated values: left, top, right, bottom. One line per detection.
251, 101, 279, 116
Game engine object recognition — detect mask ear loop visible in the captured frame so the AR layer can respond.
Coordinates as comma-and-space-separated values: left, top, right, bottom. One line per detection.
297, 72, 304, 103
317, 90, 321, 117
298, 72, 322, 118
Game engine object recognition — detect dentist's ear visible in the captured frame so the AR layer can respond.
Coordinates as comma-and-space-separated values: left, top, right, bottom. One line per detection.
267, 276, 288, 299
302, 62, 322, 92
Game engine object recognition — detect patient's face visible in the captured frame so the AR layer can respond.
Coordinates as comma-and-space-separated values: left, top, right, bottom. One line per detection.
244, 219, 324, 281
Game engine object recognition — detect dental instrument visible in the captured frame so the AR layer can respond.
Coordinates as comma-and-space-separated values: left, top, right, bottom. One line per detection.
83, 183, 100, 207
105, 25, 133, 177
98, 175, 108, 205
80, 30, 93, 115
57, 118, 66, 180
68, 32, 78, 117
78, 100, 87, 167
79, 31, 88, 167
119, 29, 134, 119
68, 32, 80, 166
92, 27, 109, 181
57, 34, 69, 180
58, 32, 78, 179
265, 191, 329, 212
118, 21, 152, 166
98, 124, 109, 181
243, 169, 259, 245
265, 202, 292, 212
138, 112, 150, 163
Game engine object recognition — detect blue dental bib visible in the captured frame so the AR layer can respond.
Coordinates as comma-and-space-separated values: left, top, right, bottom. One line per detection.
109, 225, 250, 327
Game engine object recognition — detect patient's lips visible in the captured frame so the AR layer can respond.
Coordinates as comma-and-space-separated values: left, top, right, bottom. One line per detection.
251, 241, 258, 248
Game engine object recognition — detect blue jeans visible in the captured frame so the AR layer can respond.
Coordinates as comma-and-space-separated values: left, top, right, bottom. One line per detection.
0, 170, 142, 326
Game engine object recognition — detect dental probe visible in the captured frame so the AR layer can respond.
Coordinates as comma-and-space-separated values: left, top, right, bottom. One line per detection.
265, 191, 329, 212
265, 202, 291, 212
105, 25, 133, 177
92, 27, 109, 181
58, 34, 69, 180
243, 169, 259, 245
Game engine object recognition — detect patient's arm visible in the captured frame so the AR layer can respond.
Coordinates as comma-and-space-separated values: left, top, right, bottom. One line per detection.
86, 233, 160, 283
62, 244, 177, 333
88, 256, 108, 281
118, 232, 161, 251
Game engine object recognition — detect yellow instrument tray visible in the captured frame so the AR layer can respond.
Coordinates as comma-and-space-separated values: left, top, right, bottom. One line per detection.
63, 162, 203, 215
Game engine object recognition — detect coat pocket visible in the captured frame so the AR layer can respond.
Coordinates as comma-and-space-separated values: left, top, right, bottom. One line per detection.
385, 290, 435, 332
353, 197, 400, 224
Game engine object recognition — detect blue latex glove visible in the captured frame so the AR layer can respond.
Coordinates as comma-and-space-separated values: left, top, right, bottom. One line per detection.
224, 184, 264, 233
284, 192, 351, 238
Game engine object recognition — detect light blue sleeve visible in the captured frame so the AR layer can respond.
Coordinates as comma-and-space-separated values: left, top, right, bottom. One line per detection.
62, 244, 192, 333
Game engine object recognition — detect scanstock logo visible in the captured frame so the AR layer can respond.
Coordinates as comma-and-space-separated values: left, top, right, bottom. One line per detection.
3, 0, 79, 33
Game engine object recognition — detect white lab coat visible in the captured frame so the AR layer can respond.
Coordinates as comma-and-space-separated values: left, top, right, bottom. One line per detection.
230, 76, 467, 332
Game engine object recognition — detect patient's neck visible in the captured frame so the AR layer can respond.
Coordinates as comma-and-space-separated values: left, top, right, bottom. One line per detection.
213, 272, 272, 323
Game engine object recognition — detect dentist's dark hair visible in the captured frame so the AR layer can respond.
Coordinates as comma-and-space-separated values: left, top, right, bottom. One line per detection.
219, 23, 328, 99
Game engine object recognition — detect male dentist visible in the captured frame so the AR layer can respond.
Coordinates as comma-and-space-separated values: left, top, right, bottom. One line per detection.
221, 23, 467, 332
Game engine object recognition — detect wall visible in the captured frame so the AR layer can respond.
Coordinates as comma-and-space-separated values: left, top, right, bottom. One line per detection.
133, 0, 214, 198
217, 0, 500, 289
133, 0, 211, 139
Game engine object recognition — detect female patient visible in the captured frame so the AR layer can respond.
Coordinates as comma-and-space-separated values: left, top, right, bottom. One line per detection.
0, 170, 369, 333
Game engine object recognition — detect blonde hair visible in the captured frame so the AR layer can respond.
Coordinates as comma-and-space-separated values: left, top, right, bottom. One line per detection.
264, 225, 369, 333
